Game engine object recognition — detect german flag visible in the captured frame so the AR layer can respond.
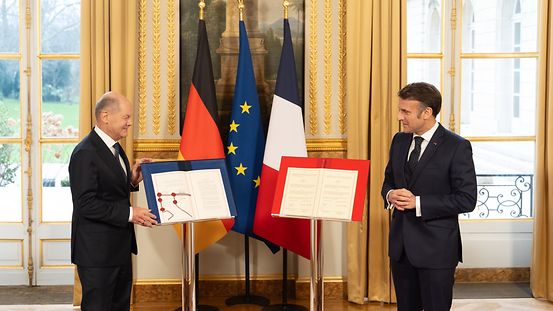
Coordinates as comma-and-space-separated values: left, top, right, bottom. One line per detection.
176, 19, 234, 253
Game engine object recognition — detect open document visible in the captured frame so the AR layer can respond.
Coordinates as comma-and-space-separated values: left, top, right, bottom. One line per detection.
142, 159, 236, 225
272, 157, 370, 222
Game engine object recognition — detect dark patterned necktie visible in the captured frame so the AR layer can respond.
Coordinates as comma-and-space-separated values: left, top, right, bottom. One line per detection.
113, 142, 128, 177
113, 142, 122, 160
406, 136, 423, 177
408, 136, 424, 168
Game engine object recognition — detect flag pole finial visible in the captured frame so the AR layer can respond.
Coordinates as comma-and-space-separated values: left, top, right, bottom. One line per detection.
238, 0, 245, 21
198, 0, 206, 20
283, 1, 289, 19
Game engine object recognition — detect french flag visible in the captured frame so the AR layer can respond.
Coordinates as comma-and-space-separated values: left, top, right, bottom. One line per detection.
253, 18, 311, 259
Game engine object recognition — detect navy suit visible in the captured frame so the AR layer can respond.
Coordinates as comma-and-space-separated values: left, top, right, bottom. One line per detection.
69, 129, 138, 311
382, 124, 477, 310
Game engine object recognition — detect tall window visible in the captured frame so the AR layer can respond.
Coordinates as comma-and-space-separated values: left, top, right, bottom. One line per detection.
406, 0, 538, 220
39, 0, 80, 223
513, 0, 521, 118
0, 0, 22, 227
407, 0, 442, 91
0, 0, 80, 285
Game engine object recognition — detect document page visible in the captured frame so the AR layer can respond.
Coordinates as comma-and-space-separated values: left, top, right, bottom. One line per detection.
151, 171, 195, 223
316, 169, 358, 220
187, 169, 231, 220
279, 168, 321, 218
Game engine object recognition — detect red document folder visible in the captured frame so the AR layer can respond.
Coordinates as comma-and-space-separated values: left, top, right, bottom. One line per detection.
271, 156, 370, 222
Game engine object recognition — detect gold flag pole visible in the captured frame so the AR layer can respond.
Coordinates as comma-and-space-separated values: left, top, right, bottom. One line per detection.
199, 0, 205, 20
283, 0, 289, 19
238, 0, 244, 21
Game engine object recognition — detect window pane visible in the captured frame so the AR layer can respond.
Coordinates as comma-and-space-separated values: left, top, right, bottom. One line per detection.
407, 0, 442, 53
40, 0, 80, 53
460, 58, 536, 137
42, 143, 75, 222
461, 141, 534, 220
0, 60, 20, 138
461, 0, 537, 53
407, 58, 441, 89
0, 144, 21, 222
41, 60, 80, 138
0, 0, 19, 53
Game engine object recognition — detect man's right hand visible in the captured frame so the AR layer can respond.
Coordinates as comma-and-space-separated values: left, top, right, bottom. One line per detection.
132, 207, 157, 227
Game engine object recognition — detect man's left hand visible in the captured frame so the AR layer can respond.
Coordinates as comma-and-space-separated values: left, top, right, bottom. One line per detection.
131, 158, 152, 185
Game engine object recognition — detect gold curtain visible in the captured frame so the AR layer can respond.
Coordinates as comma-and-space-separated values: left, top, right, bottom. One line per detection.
531, 0, 553, 301
74, 0, 137, 306
345, 0, 405, 304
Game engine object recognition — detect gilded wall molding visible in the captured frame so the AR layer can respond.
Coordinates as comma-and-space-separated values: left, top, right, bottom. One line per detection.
306, 139, 346, 152
304, 0, 347, 140
136, 0, 348, 147
130, 268, 528, 303
132, 277, 345, 302
449, 4, 457, 132
152, 0, 162, 135
338, 0, 346, 135
133, 139, 346, 153
25, 2, 30, 29
134, 139, 181, 153
138, 0, 147, 134
323, 0, 332, 135
308, 0, 319, 136
166, 0, 177, 135
24, 0, 33, 286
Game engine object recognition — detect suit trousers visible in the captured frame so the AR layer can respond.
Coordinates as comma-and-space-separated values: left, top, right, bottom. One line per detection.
77, 257, 132, 311
391, 254, 455, 311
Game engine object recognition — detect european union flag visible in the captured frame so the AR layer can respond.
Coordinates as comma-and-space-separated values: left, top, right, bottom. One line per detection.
225, 21, 278, 252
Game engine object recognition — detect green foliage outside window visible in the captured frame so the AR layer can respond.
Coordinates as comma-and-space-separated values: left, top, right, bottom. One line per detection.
0, 101, 19, 187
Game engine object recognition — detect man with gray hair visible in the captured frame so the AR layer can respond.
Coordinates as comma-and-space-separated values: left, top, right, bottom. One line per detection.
69, 91, 157, 310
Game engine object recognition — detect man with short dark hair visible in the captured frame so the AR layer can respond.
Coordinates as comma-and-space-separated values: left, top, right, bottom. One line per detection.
69, 91, 157, 311
382, 82, 477, 310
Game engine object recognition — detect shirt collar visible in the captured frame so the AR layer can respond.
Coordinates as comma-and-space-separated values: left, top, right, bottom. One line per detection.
94, 126, 118, 150
415, 121, 439, 142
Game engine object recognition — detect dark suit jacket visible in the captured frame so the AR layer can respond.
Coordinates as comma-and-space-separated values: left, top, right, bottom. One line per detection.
69, 129, 138, 267
381, 124, 477, 269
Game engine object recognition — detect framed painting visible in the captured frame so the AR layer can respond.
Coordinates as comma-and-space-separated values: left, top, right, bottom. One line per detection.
179, 0, 305, 140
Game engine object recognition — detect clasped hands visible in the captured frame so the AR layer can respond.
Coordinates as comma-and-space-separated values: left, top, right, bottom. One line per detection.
389, 188, 416, 211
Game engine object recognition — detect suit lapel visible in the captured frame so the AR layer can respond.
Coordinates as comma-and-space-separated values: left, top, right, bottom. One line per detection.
408, 124, 445, 188
397, 134, 412, 186
119, 146, 132, 184
89, 131, 128, 185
